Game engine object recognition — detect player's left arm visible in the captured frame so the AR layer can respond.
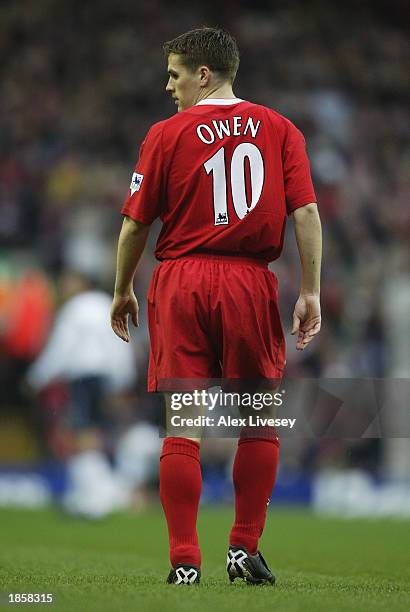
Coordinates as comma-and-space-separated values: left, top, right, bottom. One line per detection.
110, 216, 150, 342
291, 202, 322, 351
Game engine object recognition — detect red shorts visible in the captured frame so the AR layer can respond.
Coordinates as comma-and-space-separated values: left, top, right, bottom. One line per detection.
147, 254, 286, 392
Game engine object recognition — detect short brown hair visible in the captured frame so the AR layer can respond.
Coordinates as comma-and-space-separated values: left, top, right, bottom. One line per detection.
163, 27, 240, 84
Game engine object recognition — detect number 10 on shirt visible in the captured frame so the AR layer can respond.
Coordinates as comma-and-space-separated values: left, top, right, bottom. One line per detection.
204, 143, 265, 226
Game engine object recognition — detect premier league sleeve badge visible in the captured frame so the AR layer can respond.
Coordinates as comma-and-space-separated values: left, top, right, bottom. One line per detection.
130, 172, 144, 195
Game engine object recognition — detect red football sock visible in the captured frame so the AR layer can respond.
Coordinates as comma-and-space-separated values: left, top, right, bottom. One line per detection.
229, 429, 280, 555
160, 437, 202, 568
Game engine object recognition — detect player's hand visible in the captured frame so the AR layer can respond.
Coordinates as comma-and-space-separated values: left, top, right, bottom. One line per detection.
291, 293, 321, 351
110, 291, 139, 342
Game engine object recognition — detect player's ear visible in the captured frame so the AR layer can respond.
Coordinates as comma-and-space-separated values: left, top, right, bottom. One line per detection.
198, 65, 211, 87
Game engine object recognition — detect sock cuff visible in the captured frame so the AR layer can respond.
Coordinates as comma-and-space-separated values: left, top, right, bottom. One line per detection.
239, 426, 280, 448
160, 437, 201, 462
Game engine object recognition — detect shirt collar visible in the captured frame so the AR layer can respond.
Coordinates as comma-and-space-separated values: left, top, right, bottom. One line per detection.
195, 98, 244, 106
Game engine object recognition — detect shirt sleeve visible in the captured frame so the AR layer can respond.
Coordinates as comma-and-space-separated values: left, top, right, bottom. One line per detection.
121, 122, 165, 225
283, 121, 317, 215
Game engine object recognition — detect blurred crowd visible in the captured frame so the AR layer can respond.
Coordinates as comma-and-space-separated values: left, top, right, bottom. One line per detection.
0, 0, 409, 510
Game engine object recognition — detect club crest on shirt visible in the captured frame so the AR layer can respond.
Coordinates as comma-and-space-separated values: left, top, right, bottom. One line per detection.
130, 172, 144, 195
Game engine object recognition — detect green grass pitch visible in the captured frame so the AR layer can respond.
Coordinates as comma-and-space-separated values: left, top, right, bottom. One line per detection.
0, 506, 409, 611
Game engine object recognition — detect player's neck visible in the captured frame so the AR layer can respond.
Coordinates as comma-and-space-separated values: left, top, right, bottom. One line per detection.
196, 83, 236, 103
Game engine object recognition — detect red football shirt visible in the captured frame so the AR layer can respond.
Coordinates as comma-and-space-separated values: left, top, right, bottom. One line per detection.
121, 98, 316, 262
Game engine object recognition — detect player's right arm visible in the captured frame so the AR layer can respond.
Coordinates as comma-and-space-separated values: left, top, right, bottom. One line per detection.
281, 118, 321, 350
291, 203, 322, 350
